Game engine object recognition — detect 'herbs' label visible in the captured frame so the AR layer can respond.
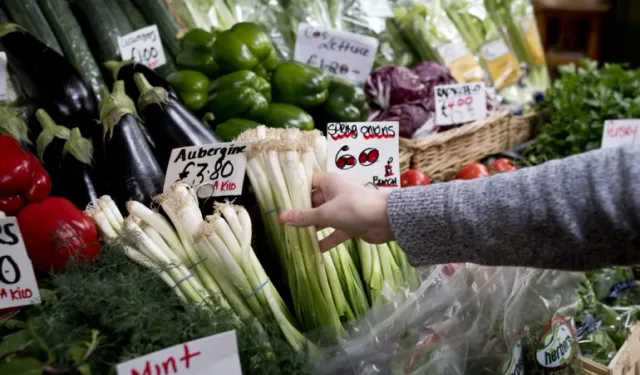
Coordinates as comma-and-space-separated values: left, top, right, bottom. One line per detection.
502, 339, 524, 375
535, 315, 576, 371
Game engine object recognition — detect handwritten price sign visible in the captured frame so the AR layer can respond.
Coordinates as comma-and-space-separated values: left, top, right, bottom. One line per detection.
434, 82, 487, 126
164, 142, 248, 199
294, 24, 379, 84
0, 218, 41, 310
116, 331, 242, 375
326, 122, 400, 189
601, 120, 640, 149
118, 25, 166, 69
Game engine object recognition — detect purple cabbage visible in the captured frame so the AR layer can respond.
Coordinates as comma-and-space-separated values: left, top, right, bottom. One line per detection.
373, 102, 434, 138
365, 65, 428, 110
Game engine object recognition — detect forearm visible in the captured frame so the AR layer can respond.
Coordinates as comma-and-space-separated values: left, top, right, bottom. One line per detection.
387, 146, 640, 270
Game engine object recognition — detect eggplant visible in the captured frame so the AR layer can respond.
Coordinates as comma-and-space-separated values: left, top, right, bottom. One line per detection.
34, 110, 103, 208
101, 81, 164, 211
0, 24, 98, 137
105, 60, 178, 103
134, 73, 221, 170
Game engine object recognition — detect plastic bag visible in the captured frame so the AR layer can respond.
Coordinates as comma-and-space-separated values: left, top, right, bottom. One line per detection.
313, 265, 586, 375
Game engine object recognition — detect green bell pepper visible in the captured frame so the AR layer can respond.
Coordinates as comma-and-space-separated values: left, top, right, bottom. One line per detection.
166, 70, 211, 111
271, 61, 329, 108
205, 70, 270, 123
264, 103, 314, 130
176, 28, 220, 77
208, 70, 271, 102
215, 118, 260, 141
323, 80, 369, 122
212, 22, 277, 78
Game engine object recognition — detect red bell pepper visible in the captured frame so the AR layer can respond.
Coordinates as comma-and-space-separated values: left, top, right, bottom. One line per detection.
0, 135, 52, 215
17, 197, 100, 272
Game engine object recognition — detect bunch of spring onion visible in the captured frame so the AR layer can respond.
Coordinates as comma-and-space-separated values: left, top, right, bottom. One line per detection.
303, 129, 418, 304
87, 189, 307, 351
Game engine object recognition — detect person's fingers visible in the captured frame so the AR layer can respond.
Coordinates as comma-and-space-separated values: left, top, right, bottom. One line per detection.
319, 230, 352, 252
311, 189, 326, 208
279, 207, 326, 228
311, 171, 330, 191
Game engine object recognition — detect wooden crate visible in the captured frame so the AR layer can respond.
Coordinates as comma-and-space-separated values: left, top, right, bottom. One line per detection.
579, 322, 640, 375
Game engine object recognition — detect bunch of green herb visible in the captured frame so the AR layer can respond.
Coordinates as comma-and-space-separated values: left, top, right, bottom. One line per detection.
0, 248, 311, 375
526, 60, 640, 164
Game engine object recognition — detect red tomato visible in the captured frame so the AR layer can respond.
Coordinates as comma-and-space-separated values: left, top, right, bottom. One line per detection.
401, 169, 431, 187
489, 158, 517, 173
454, 163, 490, 180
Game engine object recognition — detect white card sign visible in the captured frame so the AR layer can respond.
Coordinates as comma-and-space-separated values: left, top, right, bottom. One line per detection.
601, 119, 640, 149
434, 82, 487, 126
294, 23, 379, 84
326, 122, 400, 189
116, 331, 242, 375
164, 142, 248, 199
0, 52, 8, 101
118, 25, 166, 69
0, 217, 41, 310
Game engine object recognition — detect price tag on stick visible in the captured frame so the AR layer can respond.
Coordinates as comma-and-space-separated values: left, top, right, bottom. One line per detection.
434, 82, 487, 126
164, 142, 249, 199
294, 23, 379, 84
601, 119, 640, 149
326, 122, 400, 190
117, 25, 166, 69
116, 330, 242, 375
0, 217, 41, 309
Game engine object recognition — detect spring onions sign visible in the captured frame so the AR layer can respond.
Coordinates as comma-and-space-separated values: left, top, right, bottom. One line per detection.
0, 217, 41, 310
118, 25, 166, 69
326, 121, 400, 190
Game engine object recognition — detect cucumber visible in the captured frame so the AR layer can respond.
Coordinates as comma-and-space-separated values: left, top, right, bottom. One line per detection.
104, 0, 133, 34
117, 0, 148, 29
132, 0, 181, 56
4, 0, 63, 55
38, 0, 108, 102
74, 0, 122, 61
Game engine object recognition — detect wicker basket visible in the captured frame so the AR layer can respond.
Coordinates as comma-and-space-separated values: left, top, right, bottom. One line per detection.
399, 137, 413, 172
401, 110, 532, 179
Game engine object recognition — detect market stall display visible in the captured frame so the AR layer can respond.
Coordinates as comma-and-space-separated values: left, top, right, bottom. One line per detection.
1, 0, 638, 374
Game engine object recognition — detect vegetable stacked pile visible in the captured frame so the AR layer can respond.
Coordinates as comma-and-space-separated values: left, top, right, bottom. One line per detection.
526, 60, 640, 164
237, 126, 418, 337
168, 23, 368, 139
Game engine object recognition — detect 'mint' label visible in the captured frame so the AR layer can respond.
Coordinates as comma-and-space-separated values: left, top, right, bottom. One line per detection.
164, 142, 248, 199
434, 82, 487, 126
118, 25, 166, 69
326, 122, 400, 190
116, 330, 242, 375
294, 23, 379, 84
0, 217, 41, 310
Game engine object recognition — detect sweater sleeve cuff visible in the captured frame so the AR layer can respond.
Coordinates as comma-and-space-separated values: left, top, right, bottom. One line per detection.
387, 184, 453, 267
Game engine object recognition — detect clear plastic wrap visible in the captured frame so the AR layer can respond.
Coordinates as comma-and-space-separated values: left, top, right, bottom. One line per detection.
313, 265, 587, 374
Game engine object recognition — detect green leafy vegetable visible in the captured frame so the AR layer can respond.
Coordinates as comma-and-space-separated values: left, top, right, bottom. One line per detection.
526, 60, 640, 164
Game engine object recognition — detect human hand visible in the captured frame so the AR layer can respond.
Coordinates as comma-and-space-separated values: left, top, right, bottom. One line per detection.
278, 172, 394, 252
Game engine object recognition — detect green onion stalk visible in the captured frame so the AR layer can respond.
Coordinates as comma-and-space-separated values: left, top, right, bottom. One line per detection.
483, 0, 550, 90
238, 127, 344, 338
304, 129, 418, 305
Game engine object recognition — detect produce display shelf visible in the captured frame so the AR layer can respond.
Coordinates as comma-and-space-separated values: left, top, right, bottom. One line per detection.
399, 110, 534, 179
579, 321, 640, 375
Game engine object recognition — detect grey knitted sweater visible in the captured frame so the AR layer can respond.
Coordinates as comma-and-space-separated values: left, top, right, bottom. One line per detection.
387, 146, 640, 270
